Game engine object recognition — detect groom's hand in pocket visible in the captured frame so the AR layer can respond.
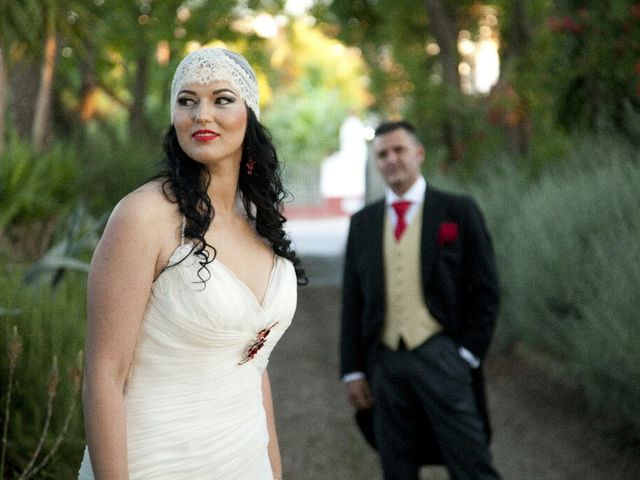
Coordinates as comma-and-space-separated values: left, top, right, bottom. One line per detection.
346, 378, 374, 410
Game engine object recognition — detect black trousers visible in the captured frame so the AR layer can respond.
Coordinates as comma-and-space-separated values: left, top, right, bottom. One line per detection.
371, 333, 501, 480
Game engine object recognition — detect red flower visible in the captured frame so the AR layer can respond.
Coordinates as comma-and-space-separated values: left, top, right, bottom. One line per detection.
547, 15, 584, 34
438, 222, 459, 246
547, 16, 563, 32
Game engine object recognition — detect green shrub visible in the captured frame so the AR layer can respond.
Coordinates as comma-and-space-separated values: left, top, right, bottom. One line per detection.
0, 127, 163, 226
75, 126, 162, 214
461, 135, 640, 434
0, 133, 80, 230
0, 268, 86, 479
263, 88, 350, 166
432, 133, 640, 434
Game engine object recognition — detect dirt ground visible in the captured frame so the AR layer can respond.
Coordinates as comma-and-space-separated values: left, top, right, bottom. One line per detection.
269, 266, 640, 480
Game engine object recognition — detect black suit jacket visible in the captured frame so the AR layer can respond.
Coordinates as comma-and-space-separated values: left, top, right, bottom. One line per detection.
340, 186, 500, 452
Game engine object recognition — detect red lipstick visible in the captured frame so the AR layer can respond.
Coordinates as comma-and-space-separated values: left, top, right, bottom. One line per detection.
192, 129, 220, 142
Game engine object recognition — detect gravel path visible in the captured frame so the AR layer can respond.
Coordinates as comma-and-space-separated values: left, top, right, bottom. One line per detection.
269, 258, 640, 480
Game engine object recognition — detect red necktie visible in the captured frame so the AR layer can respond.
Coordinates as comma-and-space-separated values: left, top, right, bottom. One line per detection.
392, 200, 412, 241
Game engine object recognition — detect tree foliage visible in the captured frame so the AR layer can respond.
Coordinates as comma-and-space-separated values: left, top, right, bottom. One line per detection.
324, 0, 640, 168
546, 2, 640, 135
263, 19, 370, 166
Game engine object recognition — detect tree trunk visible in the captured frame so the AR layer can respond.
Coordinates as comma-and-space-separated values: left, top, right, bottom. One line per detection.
423, 0, 463, 163
423, 0, 459, 91
502, 0, 532, 158
79, 45, 99, 123
31, 23, 58, 151
129, 53, 149, 136
0, 47, 7, 155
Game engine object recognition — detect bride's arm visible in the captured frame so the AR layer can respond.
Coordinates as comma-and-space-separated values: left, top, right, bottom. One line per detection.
83, 192, 163, 479
262, 370, 283, 480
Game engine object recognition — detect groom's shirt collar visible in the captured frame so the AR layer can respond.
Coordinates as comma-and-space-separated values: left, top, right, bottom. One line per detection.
385, 175, 426, 206
384, 176, 426, 228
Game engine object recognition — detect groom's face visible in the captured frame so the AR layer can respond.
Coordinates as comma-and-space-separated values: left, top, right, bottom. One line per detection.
374, 128, 424, 196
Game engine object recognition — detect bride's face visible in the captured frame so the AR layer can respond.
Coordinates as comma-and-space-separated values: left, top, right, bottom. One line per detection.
173, 80, 248, 168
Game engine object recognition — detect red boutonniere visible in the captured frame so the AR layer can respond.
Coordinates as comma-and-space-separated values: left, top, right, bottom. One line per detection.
438, 222, 459, 246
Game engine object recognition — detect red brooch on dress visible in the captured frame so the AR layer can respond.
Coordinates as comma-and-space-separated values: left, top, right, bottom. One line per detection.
238, 322, 279, 365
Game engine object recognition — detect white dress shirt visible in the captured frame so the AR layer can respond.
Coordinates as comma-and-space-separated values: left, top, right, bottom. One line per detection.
385, 175, 427, 231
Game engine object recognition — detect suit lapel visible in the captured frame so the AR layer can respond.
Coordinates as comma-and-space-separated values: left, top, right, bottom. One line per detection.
421, 188, 445, 286
368, 199, 386, 297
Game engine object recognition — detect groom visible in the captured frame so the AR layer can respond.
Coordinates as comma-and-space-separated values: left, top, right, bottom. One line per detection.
340, 120, 501, 479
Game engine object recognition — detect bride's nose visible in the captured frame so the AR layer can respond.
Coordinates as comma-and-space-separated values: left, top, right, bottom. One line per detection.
194, 101, 214, 123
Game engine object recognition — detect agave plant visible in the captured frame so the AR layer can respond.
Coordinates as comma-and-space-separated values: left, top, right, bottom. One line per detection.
24, 203, 107, 288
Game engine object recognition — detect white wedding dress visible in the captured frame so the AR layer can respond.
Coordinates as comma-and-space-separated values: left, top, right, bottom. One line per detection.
78, 242, 297, 480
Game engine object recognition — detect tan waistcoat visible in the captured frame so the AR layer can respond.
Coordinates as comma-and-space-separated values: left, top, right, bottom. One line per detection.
382, 204, 442, 350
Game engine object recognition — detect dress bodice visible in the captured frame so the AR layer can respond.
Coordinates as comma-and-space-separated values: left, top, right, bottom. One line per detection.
78, 244, 297, 480
137, 244, 297, 374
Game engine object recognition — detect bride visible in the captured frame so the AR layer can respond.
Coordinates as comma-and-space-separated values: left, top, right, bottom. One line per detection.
78, 47, 305, 480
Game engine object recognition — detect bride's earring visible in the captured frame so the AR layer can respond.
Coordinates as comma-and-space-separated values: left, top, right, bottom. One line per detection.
246, 156, 256, 175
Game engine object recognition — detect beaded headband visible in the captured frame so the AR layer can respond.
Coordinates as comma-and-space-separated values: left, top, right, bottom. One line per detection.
170, 47, 260, 122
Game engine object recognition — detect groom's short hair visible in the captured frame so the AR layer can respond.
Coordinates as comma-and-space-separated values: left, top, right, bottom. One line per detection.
374, 120, 419, 143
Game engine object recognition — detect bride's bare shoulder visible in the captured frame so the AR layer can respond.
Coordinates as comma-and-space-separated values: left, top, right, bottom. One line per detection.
117, 178, 174, 216
105, 179, 180, 246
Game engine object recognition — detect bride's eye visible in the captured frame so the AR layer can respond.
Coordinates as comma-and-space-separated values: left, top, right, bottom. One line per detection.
177, 97, 196, 107
215, 96, 236, 105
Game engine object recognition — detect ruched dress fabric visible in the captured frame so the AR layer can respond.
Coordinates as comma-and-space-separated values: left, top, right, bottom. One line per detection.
78, 243, 297, 480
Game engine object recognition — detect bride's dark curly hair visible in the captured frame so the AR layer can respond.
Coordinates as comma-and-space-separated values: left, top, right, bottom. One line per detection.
158, 108, 307, 286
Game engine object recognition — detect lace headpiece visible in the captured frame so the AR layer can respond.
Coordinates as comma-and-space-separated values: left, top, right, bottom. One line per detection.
170, 47, 260, 122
